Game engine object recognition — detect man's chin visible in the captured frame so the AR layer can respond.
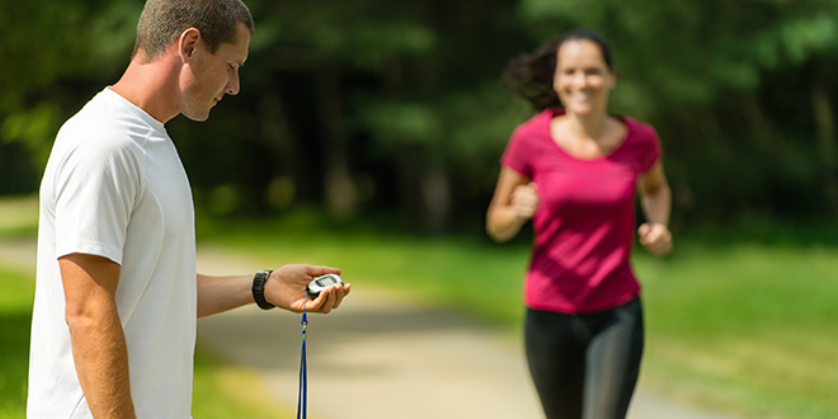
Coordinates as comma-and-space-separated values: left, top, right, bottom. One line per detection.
182, 110, 211, 122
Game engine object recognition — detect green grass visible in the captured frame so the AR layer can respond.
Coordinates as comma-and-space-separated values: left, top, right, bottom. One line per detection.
0, 196, 38, 239
197, 210, 532, 326
637, 244, 838, 419
0, 262, 293, 418
197, 211, 838, 419
3, 195, 836, 419
0, 267, 34, 418
192, 348, 293, 419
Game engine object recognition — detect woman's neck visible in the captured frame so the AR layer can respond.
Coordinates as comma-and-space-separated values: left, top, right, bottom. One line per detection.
562, 110, 610, 141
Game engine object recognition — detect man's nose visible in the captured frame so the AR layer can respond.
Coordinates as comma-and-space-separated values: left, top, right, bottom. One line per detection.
226, 71, 240, 96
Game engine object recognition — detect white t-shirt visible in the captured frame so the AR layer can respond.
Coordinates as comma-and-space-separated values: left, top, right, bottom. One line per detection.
28, 88, 197, 418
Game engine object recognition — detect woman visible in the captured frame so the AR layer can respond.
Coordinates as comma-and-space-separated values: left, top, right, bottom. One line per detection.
486, 29, 672, 419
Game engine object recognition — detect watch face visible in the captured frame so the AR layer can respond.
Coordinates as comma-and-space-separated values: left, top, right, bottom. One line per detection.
309, 275, 342, 295
317, 277, 338, 286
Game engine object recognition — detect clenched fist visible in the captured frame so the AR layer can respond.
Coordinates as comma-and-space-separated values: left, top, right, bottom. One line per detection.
637, 223, 672, 256
511, 182, 540, 220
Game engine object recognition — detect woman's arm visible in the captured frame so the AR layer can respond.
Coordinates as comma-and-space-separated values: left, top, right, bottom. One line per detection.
637, 160, 673, 256
486, 166, 539, 243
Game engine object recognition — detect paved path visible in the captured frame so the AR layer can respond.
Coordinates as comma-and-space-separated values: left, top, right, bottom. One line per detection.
0, 239, 742, 419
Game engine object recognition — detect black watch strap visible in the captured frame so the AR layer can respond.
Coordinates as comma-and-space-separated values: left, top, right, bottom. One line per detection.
252, 270, 275, 310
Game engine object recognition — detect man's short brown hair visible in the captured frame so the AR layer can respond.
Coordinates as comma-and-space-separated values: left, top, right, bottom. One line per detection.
133, 0, 254, 62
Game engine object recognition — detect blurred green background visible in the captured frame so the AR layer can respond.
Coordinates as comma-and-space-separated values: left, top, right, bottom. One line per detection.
3, 0, 838, 231
2, 0, 838, 418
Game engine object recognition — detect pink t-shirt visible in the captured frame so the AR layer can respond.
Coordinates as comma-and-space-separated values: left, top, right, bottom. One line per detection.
501, 108, 661, 314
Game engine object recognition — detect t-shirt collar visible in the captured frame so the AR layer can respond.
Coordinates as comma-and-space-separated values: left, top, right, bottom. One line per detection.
102, 87, 167, 134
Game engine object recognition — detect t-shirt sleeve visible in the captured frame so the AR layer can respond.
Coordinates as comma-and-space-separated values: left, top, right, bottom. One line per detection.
500, 125, 533, 178
640, 124, 663, 173
52, 132, 141, 265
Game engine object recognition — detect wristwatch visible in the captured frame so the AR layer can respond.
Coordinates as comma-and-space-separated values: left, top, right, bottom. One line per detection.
252, 270, 275, 310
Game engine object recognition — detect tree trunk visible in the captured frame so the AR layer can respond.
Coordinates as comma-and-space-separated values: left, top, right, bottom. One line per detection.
812, 83, 838, 216
315, 69, 357, 219
420, 165, 451, 234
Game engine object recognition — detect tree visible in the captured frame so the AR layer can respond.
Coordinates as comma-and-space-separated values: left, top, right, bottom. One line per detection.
0, 0, 140, 194
517, 0, 838, 222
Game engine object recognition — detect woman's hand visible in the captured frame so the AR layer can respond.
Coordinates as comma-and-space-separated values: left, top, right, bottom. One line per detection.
486, 167, 539, 242
510, 182, 540, 221
637, 222, 672, 256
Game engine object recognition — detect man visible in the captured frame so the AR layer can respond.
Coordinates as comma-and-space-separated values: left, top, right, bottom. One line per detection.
27, 1, 351, 418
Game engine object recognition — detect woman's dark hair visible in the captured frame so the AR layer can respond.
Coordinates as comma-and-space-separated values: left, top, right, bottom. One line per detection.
502, 29, 614, 112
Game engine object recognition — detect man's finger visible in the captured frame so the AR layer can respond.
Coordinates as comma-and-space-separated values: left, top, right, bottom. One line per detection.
328, 286, 346, 310
305, 265, 342, 278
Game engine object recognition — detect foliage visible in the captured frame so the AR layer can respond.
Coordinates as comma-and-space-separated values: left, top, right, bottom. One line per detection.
1, 0, 838, 229
0, 0, 141, 194
519, 0, 838, 223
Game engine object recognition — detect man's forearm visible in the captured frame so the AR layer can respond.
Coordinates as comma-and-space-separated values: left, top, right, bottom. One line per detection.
67, 303, 136, 419
196, 274, 253, 318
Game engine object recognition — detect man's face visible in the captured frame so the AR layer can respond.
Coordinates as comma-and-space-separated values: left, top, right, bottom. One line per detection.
180, 22, 251, 122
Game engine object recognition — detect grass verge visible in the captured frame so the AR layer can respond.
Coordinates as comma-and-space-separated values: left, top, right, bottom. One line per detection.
0, 263, 293, 418
0, 267, 34, 418
192, 348, 293, 419
197, 211, 838, 419
636, 243, 838, 419
0, 195, 38, 239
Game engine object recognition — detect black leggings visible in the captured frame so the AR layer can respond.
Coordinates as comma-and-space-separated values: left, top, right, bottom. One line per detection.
524, 297, 644, 419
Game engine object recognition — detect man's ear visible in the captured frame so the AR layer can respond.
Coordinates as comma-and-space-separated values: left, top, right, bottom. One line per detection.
178, 28, 202, 62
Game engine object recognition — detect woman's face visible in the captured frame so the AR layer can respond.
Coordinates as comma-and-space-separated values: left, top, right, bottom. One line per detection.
553, 39, 615, 117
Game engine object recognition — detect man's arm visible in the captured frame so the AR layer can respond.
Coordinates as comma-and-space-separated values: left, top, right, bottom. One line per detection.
197, 264, 351, 318
60, 253, 137, 419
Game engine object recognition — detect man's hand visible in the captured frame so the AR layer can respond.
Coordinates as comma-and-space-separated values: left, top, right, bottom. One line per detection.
264, 264, 351, 314
637, 222, 673, 257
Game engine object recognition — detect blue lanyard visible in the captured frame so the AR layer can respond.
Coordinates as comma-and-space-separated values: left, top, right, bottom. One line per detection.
296, 300, 308, 419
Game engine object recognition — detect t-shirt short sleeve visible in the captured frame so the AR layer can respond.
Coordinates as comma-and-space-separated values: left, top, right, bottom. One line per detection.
638, 123, 663, 173
52, 131, 141, 265
501, 125, 534, 178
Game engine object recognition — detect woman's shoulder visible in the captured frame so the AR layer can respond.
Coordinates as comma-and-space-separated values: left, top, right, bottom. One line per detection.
616, 115, 662, 169
511, 108, 558, 139
619, 115, 659, 141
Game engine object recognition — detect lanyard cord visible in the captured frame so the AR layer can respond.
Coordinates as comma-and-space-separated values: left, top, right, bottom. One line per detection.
296, 298, 308, 419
